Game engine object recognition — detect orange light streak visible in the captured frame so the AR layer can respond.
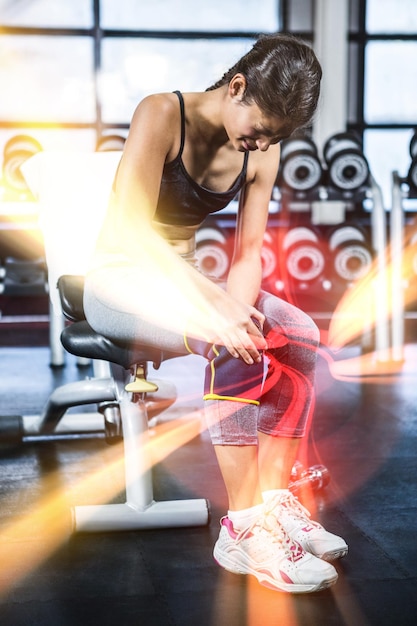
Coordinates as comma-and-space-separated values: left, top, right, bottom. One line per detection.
0, 412, 204, 598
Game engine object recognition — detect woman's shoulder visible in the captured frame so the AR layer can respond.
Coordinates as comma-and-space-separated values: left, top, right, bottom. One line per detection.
125, 91, 195, 165
128, 92, 183, 151
134, 92, 181, 122
246, 143, 281, 182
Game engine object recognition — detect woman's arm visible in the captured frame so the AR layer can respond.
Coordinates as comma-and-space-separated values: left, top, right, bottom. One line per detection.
227, 143, 281, 307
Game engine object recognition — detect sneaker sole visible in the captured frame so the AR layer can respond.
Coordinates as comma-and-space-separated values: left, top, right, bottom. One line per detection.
213, 546, 338, 594
319, 546, 348, 562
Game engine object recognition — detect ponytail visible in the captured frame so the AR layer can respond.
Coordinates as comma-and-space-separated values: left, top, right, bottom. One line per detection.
207, 33, 322, 134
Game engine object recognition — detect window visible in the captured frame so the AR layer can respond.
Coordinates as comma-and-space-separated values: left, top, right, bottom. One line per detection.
100, 37, 255, 123
100, 0, 278, 32
0, 0, 281, 158
0, 35, 96, 123
349, 0, 417, 206
366, 0, 417, 34
0, 0, 93, 28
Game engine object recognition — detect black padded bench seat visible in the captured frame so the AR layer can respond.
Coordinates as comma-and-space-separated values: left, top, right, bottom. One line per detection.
57, 275, 172, 370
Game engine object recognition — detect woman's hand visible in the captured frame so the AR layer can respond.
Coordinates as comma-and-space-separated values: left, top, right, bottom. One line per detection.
209, 294, 267, 365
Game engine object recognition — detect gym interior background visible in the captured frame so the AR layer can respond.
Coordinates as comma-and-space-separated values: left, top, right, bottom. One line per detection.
0, 1, 417, 625
0, 0, 417, 343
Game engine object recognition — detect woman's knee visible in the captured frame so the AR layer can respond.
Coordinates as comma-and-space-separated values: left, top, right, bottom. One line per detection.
300, 312, 320, 348
258, 290, 320, 348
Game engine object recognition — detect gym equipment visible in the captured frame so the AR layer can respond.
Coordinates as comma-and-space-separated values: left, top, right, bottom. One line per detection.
272, 129, 389, 359
281, 227, 327, 288
58, 274, 209, 532
195, 226, 230, 279
390, 130, 417, 361
323, 132, 370, 192
260, 230, 278, 284
408, 160, 417, 191
407, 129, 417, 191
1, 256, 47, 296
289, 463, 330, 496
0, 150, 210, 532
96, 134, 126, 152
402, 229, 417, 295
199, 225, 279, 286
2, 134, 43, 194
328, 225, 373, 284
3, 135, 43, 158
278, 136, 323, 192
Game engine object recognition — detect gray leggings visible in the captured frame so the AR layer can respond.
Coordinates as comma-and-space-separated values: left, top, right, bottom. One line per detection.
84, 266, 320, 445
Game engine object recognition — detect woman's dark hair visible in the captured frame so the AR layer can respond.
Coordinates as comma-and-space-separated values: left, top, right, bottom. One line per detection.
207, 33, 322, 135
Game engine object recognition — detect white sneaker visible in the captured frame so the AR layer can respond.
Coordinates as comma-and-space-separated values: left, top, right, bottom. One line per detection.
272, 490, 348, 561
213, 507, 338, 594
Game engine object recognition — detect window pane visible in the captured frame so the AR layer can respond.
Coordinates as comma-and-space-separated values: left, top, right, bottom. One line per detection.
364, 129, 415, 208
366, 0, 417, 34
0, 0, 93, 28
100, 37, 254, 123
100, 0, 279, 32
286, 0, 313, 31
364, 42, 417, 124
0, 36, 96, 122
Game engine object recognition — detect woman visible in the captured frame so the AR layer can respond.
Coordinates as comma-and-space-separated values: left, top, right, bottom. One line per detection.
84, 32, 347, 594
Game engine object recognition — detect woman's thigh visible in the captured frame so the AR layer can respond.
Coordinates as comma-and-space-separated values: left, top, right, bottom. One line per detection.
84, 266, 189, 353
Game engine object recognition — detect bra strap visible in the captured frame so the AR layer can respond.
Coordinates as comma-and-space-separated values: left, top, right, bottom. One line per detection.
173, 90, 186, 156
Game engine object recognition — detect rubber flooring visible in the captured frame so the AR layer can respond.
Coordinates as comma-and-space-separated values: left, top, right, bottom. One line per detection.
0, 340, 416, 625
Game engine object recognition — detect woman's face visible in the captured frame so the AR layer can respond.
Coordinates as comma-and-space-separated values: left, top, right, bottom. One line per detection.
225, 75, 289, 153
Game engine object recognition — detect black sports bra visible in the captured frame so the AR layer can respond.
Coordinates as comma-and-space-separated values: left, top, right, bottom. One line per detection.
153, 90, 248, 226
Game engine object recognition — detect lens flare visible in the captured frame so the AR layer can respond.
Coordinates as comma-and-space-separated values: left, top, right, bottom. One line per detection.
0, 412, 204, 599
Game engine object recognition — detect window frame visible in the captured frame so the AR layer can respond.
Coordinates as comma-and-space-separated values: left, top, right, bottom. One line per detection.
0, 0, 284, 142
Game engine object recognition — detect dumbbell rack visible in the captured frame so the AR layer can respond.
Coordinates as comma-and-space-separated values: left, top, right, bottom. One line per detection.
0, 135, 51, 349
389, 131, 417, 362
271, 132, 390, 358
0, 197, 79, 368
390, 171, 417, 362
202, 176, 390, 359
274, 178, 390, 358
0, 199, 49, 335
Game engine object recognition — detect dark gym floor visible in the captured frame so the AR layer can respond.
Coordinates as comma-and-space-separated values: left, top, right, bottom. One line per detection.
0, 322, 417, 626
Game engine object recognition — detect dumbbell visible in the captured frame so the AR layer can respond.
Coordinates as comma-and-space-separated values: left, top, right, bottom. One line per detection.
288, 463, 330, 495
328, 225, 373, 283
2, 134, 43, 192
3, 256, 47, 295
323, 132, 370, 191
195, 226, 231, 280
261, 230, 278, 283
197, 227, 278, 283
282, 227, 326, 287
407, 129, 417, 191
96, 134, 126, 152
277, 137, 323, 192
